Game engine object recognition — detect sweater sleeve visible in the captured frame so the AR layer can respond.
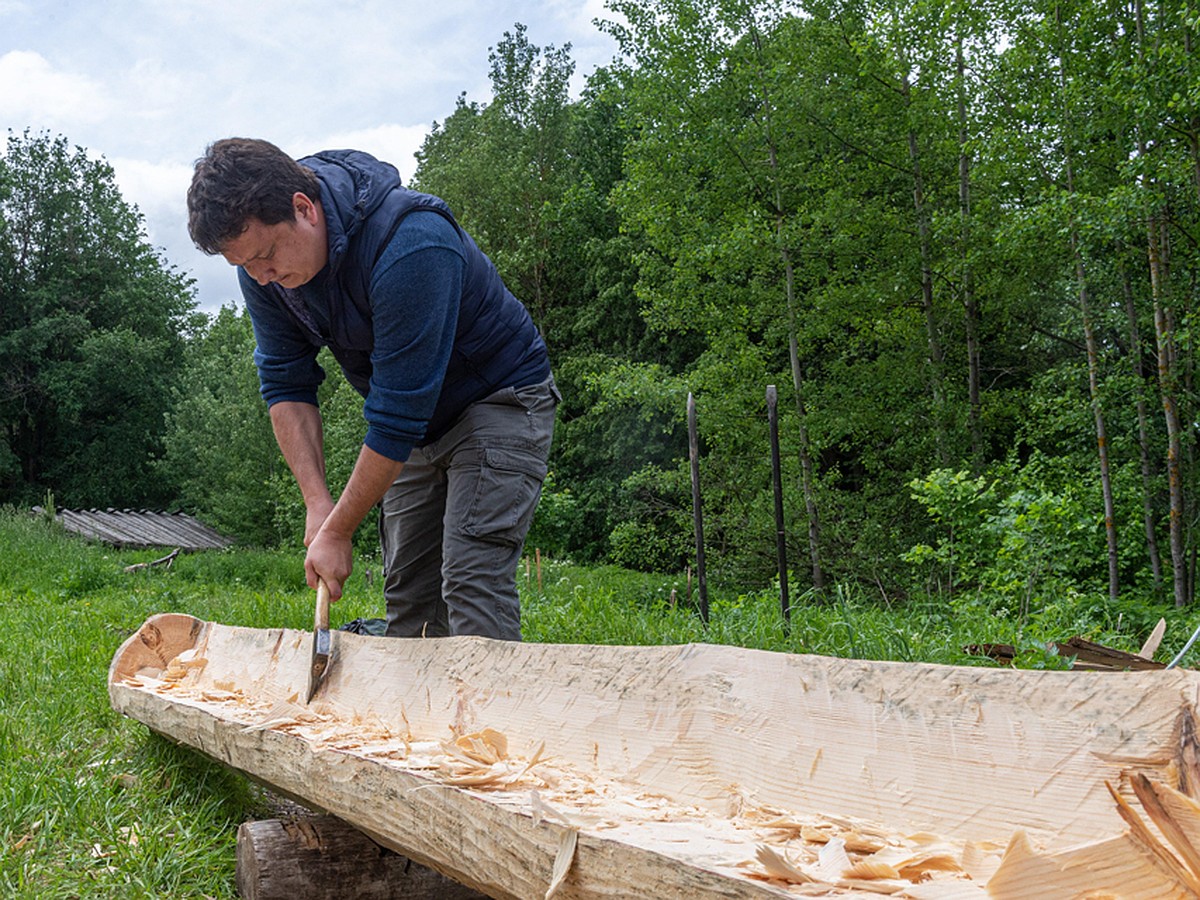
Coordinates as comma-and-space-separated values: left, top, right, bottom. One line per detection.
361, 211, 464, 462
239, 268, 325, 407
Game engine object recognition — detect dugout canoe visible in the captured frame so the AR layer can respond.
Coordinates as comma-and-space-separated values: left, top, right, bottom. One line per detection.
109, 613, 1200, 898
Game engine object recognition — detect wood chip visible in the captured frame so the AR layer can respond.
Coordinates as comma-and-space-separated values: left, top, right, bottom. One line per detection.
544, 827, 578, 899
754, 844, 815, 884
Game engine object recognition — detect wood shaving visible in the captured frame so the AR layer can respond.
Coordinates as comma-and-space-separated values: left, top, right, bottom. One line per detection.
753, 844, 816, 884
544, 827, 578, 899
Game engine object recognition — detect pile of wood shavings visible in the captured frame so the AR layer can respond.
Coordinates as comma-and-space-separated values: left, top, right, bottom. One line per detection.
121, 657, 557, 791
121, 658, 1002, 897
732, 806, 1003, 896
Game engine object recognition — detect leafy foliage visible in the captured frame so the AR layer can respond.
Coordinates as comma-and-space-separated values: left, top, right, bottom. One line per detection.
10, 3, 1200, 618
158, 307, 284, 545
0, 131, 195, 507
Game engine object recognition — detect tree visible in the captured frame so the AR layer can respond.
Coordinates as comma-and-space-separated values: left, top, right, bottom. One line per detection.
161, 306, 384, 553
414, 24, 576, 331
159, 307, 284, 545
603, 0, 834, 588
415, 29, 685, 563
0, 130, 194, 507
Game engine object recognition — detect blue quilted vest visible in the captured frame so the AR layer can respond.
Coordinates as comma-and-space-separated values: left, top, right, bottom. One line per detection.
270, 150, 548, 444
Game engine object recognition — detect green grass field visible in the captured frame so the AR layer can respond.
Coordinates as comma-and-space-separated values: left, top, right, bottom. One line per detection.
0, 509, 1187, 897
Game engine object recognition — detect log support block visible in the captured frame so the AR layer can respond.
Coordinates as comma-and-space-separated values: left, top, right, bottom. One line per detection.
236, 816, 488, 900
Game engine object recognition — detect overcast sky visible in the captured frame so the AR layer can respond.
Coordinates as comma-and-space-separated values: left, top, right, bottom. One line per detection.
2, 0, 618, 313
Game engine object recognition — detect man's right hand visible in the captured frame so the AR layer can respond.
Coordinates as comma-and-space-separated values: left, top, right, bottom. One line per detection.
305, 523, 354, 600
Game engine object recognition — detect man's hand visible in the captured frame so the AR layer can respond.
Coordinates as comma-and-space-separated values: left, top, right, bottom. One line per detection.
303, 444, 406, 601
305, 524, 354, 600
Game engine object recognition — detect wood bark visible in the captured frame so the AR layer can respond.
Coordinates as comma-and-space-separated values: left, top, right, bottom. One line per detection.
1071, 223, 1120, 600
1055, 4, 1120, 600
1134, 0, 1189, 608
781, 247, 825, 595
686, 393, 708, 622
957, 31, 984, 469
237, 816, 486, 900
111, 613, 1200, 898
1149, 215, 1187, 607
1122, 260, 1164, 587
766, 386, 790, 621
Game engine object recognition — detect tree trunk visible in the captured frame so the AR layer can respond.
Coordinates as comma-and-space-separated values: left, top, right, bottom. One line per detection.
110, 612, 1200, 898
1134, 0, 1187, 609
1148, 215, 1187, 606
750, 15, 825, 594
1122, 261, 1164, 588
957, 33, 984, 470
782, 260, 825, 594
237, 816, 486, 900
903, 80, 949, 467
1055, 6, 1120, 600
1074, 246, 1120, 600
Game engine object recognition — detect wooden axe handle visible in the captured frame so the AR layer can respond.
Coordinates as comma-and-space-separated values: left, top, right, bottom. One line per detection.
315, 579, 330, 631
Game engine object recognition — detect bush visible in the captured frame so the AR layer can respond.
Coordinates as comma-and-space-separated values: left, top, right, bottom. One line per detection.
904, 459, 1105, 619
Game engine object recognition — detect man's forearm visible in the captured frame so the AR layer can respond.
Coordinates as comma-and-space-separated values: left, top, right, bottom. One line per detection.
269, 401, 333, 511
305, 444, 405, 597
320, 445, 405, 540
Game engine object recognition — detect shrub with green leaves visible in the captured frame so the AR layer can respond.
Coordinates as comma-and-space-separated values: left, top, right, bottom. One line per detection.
905, 460, 1108, 621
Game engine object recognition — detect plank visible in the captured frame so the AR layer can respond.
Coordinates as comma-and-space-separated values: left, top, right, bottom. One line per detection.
109, 614, 1200, 898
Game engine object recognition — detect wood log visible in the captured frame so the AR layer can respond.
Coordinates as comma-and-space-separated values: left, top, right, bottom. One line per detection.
967, 635, 1167, 670
123, 547, 181, 573
109, 613, 1200, 898
236, 816, 486, 899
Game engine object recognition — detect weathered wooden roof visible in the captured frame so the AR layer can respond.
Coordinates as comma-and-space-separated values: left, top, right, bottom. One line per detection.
37, 508, 232, 551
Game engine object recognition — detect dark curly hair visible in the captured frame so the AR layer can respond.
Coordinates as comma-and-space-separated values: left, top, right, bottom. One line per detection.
187, 138, 321, 255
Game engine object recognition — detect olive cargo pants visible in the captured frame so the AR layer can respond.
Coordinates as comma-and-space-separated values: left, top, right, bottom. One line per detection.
379, 377, 559, 640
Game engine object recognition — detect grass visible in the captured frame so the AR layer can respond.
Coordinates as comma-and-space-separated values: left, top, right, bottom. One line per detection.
0, 508, 1190, 897
520, 557, 1183, 667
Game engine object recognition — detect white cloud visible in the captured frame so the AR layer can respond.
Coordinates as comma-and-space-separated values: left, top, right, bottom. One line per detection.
0, 50, 112, 126
307, 124, 431, 185
108, 157, 192, 231
108, 156, 241, 313
2, 0, 619, 313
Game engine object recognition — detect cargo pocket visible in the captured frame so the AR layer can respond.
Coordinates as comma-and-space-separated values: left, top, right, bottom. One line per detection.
462, 447, 549, 545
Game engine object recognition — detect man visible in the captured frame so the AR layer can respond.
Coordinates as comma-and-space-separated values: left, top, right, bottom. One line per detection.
187, 138, 556, 640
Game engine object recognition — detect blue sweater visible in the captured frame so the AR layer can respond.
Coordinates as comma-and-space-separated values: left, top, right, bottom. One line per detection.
240, 151, 550, 462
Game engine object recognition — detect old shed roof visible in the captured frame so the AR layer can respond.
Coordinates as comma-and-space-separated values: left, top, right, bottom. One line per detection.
38, 508, 233, 551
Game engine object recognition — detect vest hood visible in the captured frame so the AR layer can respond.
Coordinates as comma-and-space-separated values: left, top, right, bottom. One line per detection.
299, 150, 403, 276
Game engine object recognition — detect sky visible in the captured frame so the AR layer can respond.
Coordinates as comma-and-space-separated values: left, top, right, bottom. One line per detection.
1, 0, 619, 313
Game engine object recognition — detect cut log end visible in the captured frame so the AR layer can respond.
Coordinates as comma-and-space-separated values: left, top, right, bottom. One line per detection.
236, 816, 488, 900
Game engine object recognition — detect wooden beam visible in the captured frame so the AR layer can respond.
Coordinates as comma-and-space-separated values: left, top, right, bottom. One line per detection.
237, 816, 486, 900
110, 614, 1200, 897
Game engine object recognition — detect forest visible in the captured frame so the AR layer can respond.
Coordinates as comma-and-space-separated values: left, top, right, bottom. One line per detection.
2, 0, 1199, 618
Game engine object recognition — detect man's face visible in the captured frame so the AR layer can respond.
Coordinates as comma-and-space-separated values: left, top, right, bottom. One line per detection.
221, 193, 327, 288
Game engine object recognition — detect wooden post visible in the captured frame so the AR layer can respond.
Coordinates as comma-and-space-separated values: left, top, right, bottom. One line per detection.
535, 547, 543, 594
767, 386, 791, 625
687, 393, 709, 623
236, 816, 486, 900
